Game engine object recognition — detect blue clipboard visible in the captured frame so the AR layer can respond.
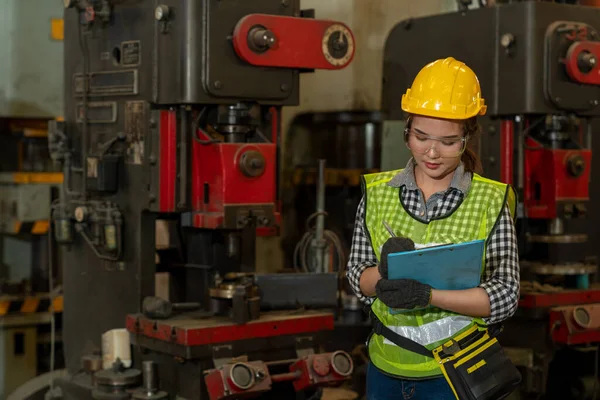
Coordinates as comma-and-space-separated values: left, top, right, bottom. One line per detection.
386, 239, 485, 314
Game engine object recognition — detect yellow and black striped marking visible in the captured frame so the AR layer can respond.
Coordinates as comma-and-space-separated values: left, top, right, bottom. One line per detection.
12, 220, 50, 235
0, 295, 63, 317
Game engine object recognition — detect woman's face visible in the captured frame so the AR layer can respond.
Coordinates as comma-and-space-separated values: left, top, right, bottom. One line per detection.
406, 115, 465, 181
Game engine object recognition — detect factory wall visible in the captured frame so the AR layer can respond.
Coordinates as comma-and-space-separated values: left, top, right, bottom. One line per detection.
0, 0, 64, 118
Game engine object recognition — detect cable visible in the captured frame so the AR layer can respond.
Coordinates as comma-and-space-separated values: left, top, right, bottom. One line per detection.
48, 212, 56, 391
593, 345, 598, 400
293, 211, 346, 278
75, 223, 122, 262
7, 369, 68, 400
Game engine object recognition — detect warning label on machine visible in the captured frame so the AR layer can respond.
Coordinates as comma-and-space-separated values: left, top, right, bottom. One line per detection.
121, 40, 141, 67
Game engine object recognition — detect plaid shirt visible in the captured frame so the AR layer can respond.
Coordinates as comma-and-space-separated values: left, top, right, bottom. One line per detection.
346, 159, 520, 324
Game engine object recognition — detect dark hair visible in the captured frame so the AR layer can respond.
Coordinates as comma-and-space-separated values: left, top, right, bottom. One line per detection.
461, 117, 483, 175
405, 114, 483, 175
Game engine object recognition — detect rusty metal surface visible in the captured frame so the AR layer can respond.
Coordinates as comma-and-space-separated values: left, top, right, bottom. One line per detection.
127, 310, 335, 347
139, 309, 332, 329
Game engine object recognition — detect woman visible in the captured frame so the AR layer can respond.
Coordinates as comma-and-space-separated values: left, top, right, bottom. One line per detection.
347, 57, 520, 399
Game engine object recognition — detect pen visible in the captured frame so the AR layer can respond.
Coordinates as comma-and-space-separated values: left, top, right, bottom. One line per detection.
383, 220, 396, 237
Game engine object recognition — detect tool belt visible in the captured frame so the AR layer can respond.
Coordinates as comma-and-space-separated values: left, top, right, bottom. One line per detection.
370, 310, 521, 400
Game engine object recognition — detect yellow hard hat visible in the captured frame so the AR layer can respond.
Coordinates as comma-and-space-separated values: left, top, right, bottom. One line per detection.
401, 57, 487, 120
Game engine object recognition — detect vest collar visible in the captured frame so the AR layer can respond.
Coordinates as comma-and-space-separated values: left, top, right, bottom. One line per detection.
386, 158, 472, 195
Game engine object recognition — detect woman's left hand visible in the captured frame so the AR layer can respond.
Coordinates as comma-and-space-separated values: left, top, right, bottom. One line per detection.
375, 278, 432, 309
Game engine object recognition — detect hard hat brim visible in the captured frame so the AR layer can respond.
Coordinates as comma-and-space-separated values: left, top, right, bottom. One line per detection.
401, 92, 487, 120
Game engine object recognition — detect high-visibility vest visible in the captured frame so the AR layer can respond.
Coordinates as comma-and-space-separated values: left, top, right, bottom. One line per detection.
362, 169, 516, 378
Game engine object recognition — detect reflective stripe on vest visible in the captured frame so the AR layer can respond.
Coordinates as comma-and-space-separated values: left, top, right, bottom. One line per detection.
361, 169, 516, 379
383, 315, 473, 347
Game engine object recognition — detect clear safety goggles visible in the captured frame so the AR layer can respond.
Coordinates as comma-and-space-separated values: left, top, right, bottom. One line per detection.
404, 128, 467, 158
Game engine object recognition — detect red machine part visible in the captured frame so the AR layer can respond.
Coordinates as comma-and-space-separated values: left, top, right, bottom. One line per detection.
205, 361, 273, 400
159, 110, 177, 213
565, 40, 600, 85
157, 109, 281, 235
290, 351, 354, 392
549, 304, 600, 345
203, 351, 354, 400
191, 129, 278, 230
125, 311, 334, 347
523, 137, 591, 219
232, 14, 355, 70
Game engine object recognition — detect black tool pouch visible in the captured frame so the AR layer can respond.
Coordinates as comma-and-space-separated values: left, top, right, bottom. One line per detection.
370, 310, 521, 400
432, 327, 521, 400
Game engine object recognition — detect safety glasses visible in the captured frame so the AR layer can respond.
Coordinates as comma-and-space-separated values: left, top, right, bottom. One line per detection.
404, 128, 467, 158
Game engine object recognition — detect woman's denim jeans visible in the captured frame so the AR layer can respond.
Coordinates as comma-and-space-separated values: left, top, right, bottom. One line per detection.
366, 362, 455, 399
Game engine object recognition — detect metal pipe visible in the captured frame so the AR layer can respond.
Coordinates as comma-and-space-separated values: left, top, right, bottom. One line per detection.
516, 115, 525, 194
226, 233, 240, 258
264, 359, 297, 367
270, 371, 302, 383
179, 107, 190, 209
549, 218, 564, 235
181, 1, 201, 103
501, 119, 514, 185
315, 159, 326, 273
142, 361, 158, 393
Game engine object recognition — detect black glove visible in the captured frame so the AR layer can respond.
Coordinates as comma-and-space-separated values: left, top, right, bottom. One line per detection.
375, 278, 432, 309
378, 237, 415, 279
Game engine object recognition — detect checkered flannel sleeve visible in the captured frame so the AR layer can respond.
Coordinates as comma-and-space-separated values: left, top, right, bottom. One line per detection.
479, 205, 521, 324
346, 196, 378, 305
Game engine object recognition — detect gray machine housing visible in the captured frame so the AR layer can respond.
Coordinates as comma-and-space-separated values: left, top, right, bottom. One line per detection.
382, 2, 600, 120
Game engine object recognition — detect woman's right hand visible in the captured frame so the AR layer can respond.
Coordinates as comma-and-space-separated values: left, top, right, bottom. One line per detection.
360, 266, 382, 297
378, 237, 415, 279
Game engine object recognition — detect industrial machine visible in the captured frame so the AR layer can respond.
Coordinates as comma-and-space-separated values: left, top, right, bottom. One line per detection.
48, 0, 357, 398
381, 1, 600, 398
